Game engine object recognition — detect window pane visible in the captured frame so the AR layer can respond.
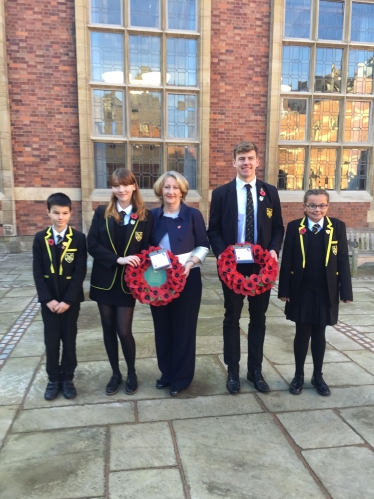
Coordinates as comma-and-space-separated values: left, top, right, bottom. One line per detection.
94, 143, 126, 188
318, 1, 344, 41
278, 147, 305, 190
130, 91, 161, 138
91, 32, 123, 83
344, 101, 370, 142
168, 0, 196, 30
315, 48, 343, 93
167, 38, 197, 86
282, 46, 310, 92
130, 0, 160, 28
167, 145, 197, 189
280, 99, 307, 140
312, 99, 340, 142
285, 0, 311, 38
351, 2, 374, 43
309, 148, 336, 189
91, 0, 122, 25
341, 149, 368, 190
131, 144, 161, 188
129, 36, 161, 85
93, 90, 124, 136
347, 50, 374, 94
167, 94, 196, 138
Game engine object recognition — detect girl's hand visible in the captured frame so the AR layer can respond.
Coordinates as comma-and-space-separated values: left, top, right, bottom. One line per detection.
117, 255, 141, 267
279, 297, 290, 302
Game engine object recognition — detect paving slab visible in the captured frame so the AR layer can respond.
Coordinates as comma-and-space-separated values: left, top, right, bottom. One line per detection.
339, 301, 374, 315
196, 334, 247, 355
325, 327, 364, 350
0, 405, 18, 446
0, 297, 34, 315
10, 322, 45, 358
338, 406, 374, 447
239, 356, 289, 391
341, 314, 374, 326
132, 319, 157, 333
0, 312, 20, 337
0, 289, 9, 299
0, 357, 40, 406
109, 469, 184, 499
343, 349, 374, 375
5, 288, 37, 298
196, 317, 224, 336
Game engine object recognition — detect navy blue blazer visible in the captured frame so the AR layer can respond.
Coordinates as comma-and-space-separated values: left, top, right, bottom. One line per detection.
151, 203, 209, 255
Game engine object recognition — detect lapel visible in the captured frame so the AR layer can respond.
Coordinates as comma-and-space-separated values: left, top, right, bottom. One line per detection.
58, 226, 73, 275
324, 216, 334, 267
44, 227, 57, 274
227, 179, 238, 242
106, 216, 117, 253
124, 218, 140, 255
298, 217, 308, 268
256, 180, 266, 229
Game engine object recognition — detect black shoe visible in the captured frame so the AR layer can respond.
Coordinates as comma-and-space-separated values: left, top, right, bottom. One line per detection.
247, 370, 270, 393
44, 381, 60, 401
289, 375, 304, 395
226, 371, 240, 394
106, 374, 122, 395
156, 379, 170, 389
311, 374, 330, 396
125, 373, 138, 395
170, 386, 183, 396
61, 380, 77, 399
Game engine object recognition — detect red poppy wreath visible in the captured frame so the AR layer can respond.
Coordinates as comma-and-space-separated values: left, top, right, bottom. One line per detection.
217, 244, 278, 296
124, 246, 186, 306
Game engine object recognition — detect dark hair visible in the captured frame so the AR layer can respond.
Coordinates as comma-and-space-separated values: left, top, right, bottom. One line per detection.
47, 192, 72, 211
303, 189, 330, 204
233, 141, 258, 159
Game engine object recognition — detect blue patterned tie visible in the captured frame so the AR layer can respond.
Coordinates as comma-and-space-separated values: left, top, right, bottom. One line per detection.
245, 184, 254, 244
56, 235, 63, 247
312, 223, 320, 234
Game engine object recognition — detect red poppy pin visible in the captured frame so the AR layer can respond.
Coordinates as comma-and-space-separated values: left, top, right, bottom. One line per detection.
259, 188, 266, 201
48, 239, 54, 246
130, 213, 139, 225
299, 227, 307, 234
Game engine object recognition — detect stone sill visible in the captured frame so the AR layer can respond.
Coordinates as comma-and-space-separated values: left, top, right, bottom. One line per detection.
279, 191, 373, 203
89, 189, 202, 203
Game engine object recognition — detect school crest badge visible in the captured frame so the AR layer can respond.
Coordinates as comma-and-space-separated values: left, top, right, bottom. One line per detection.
65, 253, 74, 263
135, 232, 143, 242
266, 208, 273, 218
332, 245, 337, 256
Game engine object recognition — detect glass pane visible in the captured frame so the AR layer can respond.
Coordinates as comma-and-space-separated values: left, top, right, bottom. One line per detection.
351, 2, 374, 43
347, 50, 374, 94
312, 99, 340, 142
282, 46, 310, 92
318, 1, 344, 41
278, 147, 305, 190
167, 145, 197, 189
131, 144, 161, 188
341, 149, 368, 190
280, 99, 307, 140
285, 0, 311, 38
129, 36, 161, 85
91, 0, 122, 25
91, 32, 123, 83
309, 148, 336, 189
315, 48, 343, 93
168, 0, 196, 31
344, 101, 370, 142
94, 143, 126, 188
130, 91, 161, 138
93, 90, 124, 136
130, 0, 160, 28
167, 38, 197, 86
167, 94, 196, 138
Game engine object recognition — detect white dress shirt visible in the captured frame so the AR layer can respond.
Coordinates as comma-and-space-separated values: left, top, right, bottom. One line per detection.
236, 177, 258, 244
116, 202, 133, 226
52, 226, 67, 245
307, 217, 324, 233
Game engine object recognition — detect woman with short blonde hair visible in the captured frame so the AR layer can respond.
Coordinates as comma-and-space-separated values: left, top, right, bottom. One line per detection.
153, 171, 189, 203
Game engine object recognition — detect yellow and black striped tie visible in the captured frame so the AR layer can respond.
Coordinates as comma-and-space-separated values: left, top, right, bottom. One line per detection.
245, 184, 254, 244
312, 223, 320, 234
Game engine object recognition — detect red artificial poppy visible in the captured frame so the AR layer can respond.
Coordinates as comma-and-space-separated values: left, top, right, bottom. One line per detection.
259, 188, 266, 197
140, 292, 152, 304
150, 287, 160, 299
299, 227, 307, 234
130, 213, 139, 220
48, 239, 54, 246
242, 280, 255, 292
233, 275, 245, 286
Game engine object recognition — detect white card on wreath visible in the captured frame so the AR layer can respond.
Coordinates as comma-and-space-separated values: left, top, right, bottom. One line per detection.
149, 249, 171, 270
234, 246, 254, 263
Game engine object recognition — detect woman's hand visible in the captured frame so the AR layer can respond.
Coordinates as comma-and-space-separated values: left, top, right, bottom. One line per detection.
117, 255, 141, 267
269, 250, 278, 262
279, 297, 290, 302
183, 259, 196, 278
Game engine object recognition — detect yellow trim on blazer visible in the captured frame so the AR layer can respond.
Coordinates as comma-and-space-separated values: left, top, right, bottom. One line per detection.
66, 276, 72, 279
43, 275, 49, 278
44, 227, 55, 274
121, 219, 139, 294
299, 217, 306, 268
59, 226, 74, 275
325, 216, 334, 267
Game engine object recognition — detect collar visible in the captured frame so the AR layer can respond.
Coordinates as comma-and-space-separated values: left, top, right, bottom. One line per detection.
52, 226, 68, 240
116, 202, 132, 215
156, 202, 188, 220
236, 176, 257, 190
307, 217, 324, 231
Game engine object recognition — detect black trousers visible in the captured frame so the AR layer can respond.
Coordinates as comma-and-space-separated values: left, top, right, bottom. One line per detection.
221, 263, 271, 372
150, 268, 202, 390
41, 302, 80, 382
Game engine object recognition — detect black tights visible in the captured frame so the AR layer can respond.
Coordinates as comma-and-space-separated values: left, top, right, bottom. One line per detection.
98, 303, 136, 376
294, 322, 326, 377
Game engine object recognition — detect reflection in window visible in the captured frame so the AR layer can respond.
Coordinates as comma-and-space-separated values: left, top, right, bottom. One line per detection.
91, 0, 122, 25
130, 0, 160, 28
94, 143, 126, 188
130, 92, 161, 138
347, 50, 374, 94
284, 0, 311, 38
91, 32, 123, 83
167, 38, 197, 86
315, 48, 343, 93
282, 46, 310, 91
318, 1, 344, 41
280, 99, 307, 140
309, 148, 336, 190
131, 144, 161, 188
351, 2, 374, 43
344, 101, 370, 142
278, 147, 305, 190
129, 36, 161, 85
168, 94, 196, 138
168, 0, 196, 31
93, 90, 124, 136
167, 145, 197, 189
341, 149, 368, 190
312, 99, 340, 142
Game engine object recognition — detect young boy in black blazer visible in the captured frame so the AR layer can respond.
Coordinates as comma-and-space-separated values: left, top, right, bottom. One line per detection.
33, 193, 87, 401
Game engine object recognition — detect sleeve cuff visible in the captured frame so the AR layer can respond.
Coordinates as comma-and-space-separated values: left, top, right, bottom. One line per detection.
191, 246, 209, 264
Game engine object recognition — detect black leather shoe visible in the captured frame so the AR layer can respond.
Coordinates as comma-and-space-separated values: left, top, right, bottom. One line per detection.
156, 379, 170, 389
125, 373, 138, 395
247, 370, 270, 393
289, 375, 304, 395
226, 371, 240, 394
311, 374, 330, 396
170, 386, 183, 396
44, 381, 60, 401
61, 380, 77, 399
106, 374, 122, 395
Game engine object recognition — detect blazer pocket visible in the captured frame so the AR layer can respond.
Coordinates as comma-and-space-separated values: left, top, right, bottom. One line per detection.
43, 275, 49, 278
66, 276, 72, 280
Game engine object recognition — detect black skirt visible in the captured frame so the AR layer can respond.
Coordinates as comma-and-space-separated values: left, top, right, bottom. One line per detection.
90, 265, 136, 307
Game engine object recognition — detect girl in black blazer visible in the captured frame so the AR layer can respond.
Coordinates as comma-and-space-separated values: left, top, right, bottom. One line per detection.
87, 169, 153, 396
278, 189, 352, 396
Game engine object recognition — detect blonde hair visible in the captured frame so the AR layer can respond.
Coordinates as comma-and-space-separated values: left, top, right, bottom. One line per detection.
153, 171, 189, 204
105, 168, 147, 222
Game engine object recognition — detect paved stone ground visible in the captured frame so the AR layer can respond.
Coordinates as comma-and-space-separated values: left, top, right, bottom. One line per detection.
0, 252, 374, 499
